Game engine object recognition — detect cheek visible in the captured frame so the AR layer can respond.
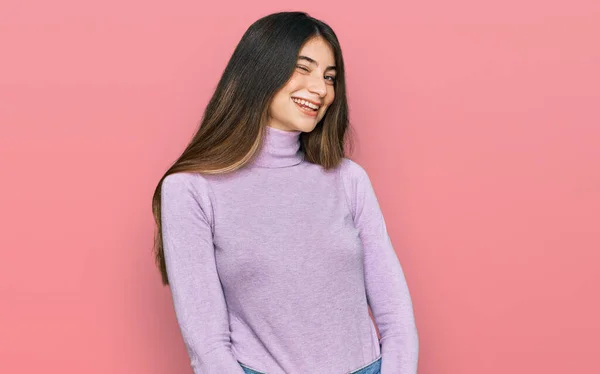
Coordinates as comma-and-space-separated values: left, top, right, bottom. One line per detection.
324, 92, 335, 108
270, 90, 291, 111
284, 75, 302, 91
268, 98, 284, 118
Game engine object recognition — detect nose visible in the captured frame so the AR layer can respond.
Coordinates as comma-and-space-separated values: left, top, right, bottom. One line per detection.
307, 75, 327, 98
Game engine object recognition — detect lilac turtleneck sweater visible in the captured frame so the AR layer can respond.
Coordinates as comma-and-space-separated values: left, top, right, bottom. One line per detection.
160, 126, 419, 374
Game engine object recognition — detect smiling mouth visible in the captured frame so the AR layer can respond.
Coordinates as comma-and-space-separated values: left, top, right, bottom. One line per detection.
292, 97, 320, 109
292, 99, 319, 117
293, 101, 318, 116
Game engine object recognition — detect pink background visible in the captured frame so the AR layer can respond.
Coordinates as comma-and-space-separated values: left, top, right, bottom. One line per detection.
1, 1, 599, 373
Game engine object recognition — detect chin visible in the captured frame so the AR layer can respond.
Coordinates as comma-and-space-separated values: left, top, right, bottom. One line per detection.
296, 122, 318, 133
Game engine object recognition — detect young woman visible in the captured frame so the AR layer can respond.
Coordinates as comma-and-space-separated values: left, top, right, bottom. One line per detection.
151, 11, 419, 374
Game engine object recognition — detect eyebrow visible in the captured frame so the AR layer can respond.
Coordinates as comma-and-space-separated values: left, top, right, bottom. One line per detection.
297, 55, 337, 72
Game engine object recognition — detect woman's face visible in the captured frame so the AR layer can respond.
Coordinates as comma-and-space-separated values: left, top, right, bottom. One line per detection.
268, 36, 337, 132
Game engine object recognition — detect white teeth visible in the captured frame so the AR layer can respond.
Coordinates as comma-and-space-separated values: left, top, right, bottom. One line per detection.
292, 98, 320, 110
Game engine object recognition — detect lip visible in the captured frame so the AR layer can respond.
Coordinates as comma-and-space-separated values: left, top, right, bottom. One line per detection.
292, 98, 318, 117
291, 97, 322, 106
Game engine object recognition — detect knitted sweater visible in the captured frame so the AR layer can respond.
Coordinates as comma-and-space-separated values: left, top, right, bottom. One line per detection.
160, 125, 419, 373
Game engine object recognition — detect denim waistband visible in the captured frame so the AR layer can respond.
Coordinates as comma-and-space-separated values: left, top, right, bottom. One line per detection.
238, 355, 382, 374
348, 355, 382, 374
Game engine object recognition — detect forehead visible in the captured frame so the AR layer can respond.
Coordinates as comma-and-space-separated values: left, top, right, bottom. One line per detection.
297, 37, 335, 66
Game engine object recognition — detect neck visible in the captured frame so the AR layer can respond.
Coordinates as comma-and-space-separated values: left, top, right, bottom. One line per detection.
250, 126, 304, 168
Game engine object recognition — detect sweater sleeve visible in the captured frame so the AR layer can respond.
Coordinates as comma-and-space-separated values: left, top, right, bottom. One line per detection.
160, 172, 245, 374
344, 160, 420, 374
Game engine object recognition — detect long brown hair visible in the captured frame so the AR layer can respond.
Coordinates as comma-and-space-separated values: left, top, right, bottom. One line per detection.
152, 11, 355, 285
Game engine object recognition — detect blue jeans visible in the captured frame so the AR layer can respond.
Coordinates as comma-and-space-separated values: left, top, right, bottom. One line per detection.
238, 356, 382, 374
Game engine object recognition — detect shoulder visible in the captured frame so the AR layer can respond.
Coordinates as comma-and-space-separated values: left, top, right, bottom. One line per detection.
162, 172, 213, 191
338, 158, 374, 215
162, 172, 204, 193
338, 157, 371, 185
160, 172, 215, 211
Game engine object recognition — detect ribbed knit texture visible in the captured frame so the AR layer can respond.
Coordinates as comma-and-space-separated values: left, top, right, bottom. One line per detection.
160, 126, 419, 373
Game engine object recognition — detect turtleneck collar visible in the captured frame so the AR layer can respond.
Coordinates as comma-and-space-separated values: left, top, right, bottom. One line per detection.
250, 126, 305, 168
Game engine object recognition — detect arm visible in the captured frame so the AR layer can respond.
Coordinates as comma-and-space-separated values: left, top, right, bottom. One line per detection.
350, 163, 419, 374
161, 172, 245, 374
